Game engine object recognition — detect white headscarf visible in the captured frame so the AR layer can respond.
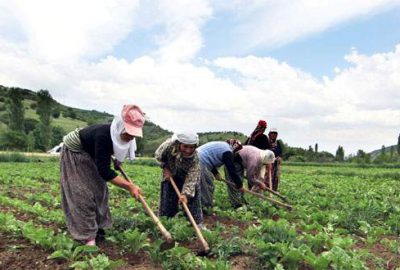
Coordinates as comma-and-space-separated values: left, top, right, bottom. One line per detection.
110, 116, 137, 162
260, 150, 275, 164
259, 150, 275, 178
172, 132, 199, 145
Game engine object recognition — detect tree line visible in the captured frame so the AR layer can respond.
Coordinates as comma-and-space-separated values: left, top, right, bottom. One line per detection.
1, 86, 399, 164
0, 88, 62, 151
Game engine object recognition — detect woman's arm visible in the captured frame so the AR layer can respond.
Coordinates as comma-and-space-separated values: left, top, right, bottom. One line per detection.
110, 175, 141, 199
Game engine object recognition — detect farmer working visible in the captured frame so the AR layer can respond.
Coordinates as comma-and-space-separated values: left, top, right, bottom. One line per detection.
227, 145, 275, 208
60, 104, 145, 246
198, 140, 244, 209
268, 128, 283, 191
155, 132, 205, 229
244, 120, 270, 150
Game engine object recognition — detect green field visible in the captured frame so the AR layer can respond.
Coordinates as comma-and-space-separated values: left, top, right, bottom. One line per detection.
0, 162, 399, 269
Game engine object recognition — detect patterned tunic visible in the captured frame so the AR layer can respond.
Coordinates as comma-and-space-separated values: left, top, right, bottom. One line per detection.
155, 138, 200, 197
155, 138, 203, 224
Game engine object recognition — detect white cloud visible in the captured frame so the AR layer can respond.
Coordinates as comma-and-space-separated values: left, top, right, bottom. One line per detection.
0, 0, 399, 155
154, 0, 212, 62
0, 0, 140, 63
212, 0, 400, 51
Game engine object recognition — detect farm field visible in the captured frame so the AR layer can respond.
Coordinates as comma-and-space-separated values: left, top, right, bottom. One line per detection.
0, 161, 399, 270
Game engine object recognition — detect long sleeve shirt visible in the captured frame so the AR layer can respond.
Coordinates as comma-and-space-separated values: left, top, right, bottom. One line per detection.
246, 134, 270, 150
79, 124, 117, 181
155, 138, 200, 197
269, 140, 282, 158
197, 141, 243, 188
237, 145, 264, 185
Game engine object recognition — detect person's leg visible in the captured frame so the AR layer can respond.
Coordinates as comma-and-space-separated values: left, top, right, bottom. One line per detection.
159, 178, 179, 218
60, 149, 99, 243
272, 161, 281, 191
225, 161, 245, 208
200, 165, 215, 208
95, 184, 112, 243
187, 184, 204, 225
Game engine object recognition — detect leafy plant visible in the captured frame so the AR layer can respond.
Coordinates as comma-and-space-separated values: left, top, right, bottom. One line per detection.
114, 228, 150, 254
48, 245, 99, 262
70, 254, 125, 270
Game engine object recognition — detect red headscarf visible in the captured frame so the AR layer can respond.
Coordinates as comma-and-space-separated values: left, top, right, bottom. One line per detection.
246, 120, 267, 144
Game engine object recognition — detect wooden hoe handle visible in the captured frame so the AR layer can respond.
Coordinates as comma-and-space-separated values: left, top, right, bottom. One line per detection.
220, 178, 293, 211
263, 186, 289, 202
268, 168, 273, 198
118, 165, 173, 243
169, 177, 210, 252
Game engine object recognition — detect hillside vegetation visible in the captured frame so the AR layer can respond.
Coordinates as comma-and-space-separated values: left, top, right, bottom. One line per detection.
0, 85, 247, 156
0, 85, 399, 163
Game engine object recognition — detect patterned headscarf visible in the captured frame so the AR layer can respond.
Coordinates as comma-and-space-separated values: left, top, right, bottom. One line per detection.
226, 139, 243, 153
246, 120, 267, 145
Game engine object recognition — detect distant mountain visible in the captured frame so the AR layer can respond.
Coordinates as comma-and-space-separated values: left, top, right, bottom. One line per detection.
0, 85, 247, 156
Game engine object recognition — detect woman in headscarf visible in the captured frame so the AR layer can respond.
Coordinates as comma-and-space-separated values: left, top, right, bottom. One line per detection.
155, 132, 204, 228
197, 139, 244, 209
244, 120, 270, 150
268, 128, 283, 191
227, 145, 275, 208
60, 104, 145, 246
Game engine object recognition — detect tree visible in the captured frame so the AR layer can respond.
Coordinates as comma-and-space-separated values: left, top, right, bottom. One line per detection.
0, 130, 28, 150
24, 118, 39, 134
335, 146, 345, 162
354, 149, 370, 164
36, 90, 54, 150
380, 145, 386, 156
51, 126, 66, 146
397, 133, 400, 155
6, 88, 25, 132
52, 109, 61, 119
135, 137, 145, 156
315, 143, 318, 153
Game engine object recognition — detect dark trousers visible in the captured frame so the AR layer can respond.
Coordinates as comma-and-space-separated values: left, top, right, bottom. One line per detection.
159, 175, 203, 224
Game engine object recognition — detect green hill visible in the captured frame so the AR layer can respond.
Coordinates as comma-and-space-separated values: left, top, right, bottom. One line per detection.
0, 85, 113, 132
0, 85, 247, 156
369, 145, 398, 160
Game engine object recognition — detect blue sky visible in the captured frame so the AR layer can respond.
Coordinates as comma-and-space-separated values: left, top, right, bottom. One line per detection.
112, 4, 400, 79
0, 0, 399, 154
267, 6, 400, 78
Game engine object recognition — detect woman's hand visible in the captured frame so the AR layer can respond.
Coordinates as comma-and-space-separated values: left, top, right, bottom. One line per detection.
179, 194, 188, 204
111, 176, 142, 200
255, 179, 267, 190
129, 184, 142, 200
162, 167, 172, 181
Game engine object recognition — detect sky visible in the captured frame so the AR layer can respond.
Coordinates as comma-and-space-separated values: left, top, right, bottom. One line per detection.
0, 0, 399, 155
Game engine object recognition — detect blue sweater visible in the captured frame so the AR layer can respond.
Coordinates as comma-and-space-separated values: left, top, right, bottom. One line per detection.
198, 142, 231, 170
198, 141, 243, 188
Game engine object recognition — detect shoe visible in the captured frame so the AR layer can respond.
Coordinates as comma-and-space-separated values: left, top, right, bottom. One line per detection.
85, 239, 96, 246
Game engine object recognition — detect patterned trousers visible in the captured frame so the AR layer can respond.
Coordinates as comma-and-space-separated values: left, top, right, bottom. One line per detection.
159, 175, 203, 224
224, 161, 246, 208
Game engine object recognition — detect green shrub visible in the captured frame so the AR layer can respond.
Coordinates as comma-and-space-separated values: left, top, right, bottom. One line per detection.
0, 130, 28, 151
0, 152, 30, 162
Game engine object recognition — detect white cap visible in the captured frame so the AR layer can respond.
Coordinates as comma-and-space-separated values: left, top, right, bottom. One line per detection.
269, 128, 278, 133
